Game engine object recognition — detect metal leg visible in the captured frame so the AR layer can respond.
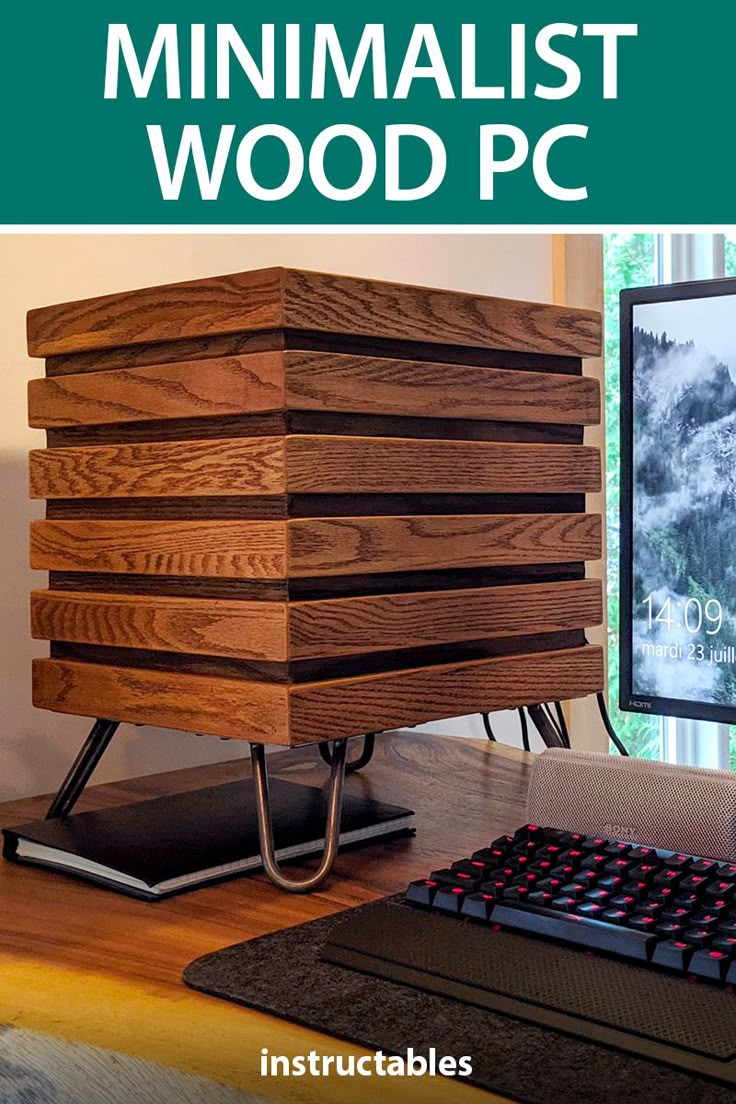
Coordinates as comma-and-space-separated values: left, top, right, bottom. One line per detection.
46, 718, 119, 819
250, 739, 348, 893
319, 733, 376, 773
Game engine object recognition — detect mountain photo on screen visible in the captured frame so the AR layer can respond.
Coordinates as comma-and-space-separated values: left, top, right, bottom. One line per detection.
632, 293, 736, 706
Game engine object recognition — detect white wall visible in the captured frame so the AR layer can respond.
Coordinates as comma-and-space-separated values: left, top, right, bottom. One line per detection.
0, 233, 553, 800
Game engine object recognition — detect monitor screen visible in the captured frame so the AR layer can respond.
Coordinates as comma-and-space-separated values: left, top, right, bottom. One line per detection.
620, 278, 736, 723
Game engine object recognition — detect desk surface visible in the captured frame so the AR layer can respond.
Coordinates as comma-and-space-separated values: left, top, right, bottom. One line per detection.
0, 731, 531, 1104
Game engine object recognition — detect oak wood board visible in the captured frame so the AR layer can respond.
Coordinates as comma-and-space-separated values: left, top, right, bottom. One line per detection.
29, 437, 287, 499
289, 645, 604, 742
30, 519, 288, 578
287, 513, 602, 577
32, 657, 289, 744
30, 589, 290, 662
29, 436, 600, 499
30, 514, 601, 579
29, 349, 600, 428
29, 579, 602, 662
27, 267, 602, 359
287, 578, 603, 659
284, 437, 601, 495
32, 645, 603, 745
28, 353, 285, 427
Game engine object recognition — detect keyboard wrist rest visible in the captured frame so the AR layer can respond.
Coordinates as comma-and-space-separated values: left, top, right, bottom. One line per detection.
322, 899, 736, 1086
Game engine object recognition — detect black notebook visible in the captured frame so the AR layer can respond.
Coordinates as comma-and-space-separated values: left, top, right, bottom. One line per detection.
2, 779, 414, 900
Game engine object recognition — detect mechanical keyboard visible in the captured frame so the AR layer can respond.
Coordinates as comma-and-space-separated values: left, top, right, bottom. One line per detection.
405, 823, 736, 983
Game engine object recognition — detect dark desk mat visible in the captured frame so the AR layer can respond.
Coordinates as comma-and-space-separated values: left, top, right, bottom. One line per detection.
184, 895, 736, 1104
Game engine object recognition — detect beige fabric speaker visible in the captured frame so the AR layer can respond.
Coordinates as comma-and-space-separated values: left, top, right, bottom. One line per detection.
526, 749, 736, 862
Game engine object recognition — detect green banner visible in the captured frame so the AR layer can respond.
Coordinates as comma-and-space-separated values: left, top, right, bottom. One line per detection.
0, 2, 725, 224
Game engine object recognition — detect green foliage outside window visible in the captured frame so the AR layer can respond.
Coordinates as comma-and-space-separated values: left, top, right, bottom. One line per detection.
725, 238, 736, 277
603, 234, 661, 758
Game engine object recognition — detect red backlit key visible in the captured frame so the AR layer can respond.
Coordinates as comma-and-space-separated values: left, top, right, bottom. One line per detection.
609, 894, 637, 913
690, 859, 718, 876
662, 905, 692, 922
629, 847, 656, 861
471, 846, 507, 865
430, 867, 481, 889
503, 886, 530, 904
434, 885, 472, 914
664, 854, 692, 871
712, 935, 736, 955
652, 939, 693, 972
581, 837, 608, 852
627, 914, 658, 932
689, 948, 732, 981
405, 879, 439, 907
451, 858, 493, 879
705, 881, 735, 901
682, 928, 713, 949
551, 896, 578, 913
655, 921, 685, 939
576, 902, 604, 919
460, 893, 497, 921
601, 908, 628, 925
477, 879, 507, 899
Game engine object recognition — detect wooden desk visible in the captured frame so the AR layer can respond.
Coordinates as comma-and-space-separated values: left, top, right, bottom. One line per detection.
0, 731, 530, 1103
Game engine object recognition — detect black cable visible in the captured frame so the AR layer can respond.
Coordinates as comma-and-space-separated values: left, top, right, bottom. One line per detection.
541, 701, 564, 742
518, 707, 530, 752
318, 733, 377, 773
597, 691, 630, 756
554, 701, 571, 749
526, 704, 565, 748
481, 713, 497, 741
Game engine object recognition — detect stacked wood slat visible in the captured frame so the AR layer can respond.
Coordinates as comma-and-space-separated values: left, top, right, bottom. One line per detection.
27, 267, 604, 745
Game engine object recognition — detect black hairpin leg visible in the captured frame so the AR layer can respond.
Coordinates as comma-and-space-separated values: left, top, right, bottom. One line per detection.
319, 732, 376, 774
46, 718, 120, 819
250, 739, 348, 893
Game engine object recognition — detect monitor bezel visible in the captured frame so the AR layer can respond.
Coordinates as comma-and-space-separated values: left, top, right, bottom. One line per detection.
620, 276, 736, 724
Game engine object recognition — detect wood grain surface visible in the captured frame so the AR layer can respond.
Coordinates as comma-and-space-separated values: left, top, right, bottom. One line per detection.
288, 579, 603, 659
28, 353, 285, 427
288, 513, 602, 576
0, 733, 529, 1104
284, 437, 601, 495
289, 645, 604, 742
27, 269, 285, 358
30, 436, 600, 499
32, 645, 603, 744
29, 580, 602, 661
284, 350, 601, 425
27, 267, 601, 359
29, 437, 286, 499
30, 589, 289, 661
31, 514, 601, 579
30, 520, 287, 578
30, 349, 600, 428
281, 269, 602, 357
32, 658, 288, 743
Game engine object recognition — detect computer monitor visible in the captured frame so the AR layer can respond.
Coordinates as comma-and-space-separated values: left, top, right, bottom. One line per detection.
620, 278, 736, 723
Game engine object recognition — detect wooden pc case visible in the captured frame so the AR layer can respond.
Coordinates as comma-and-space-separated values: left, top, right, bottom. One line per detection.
26, 268, 604, 888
